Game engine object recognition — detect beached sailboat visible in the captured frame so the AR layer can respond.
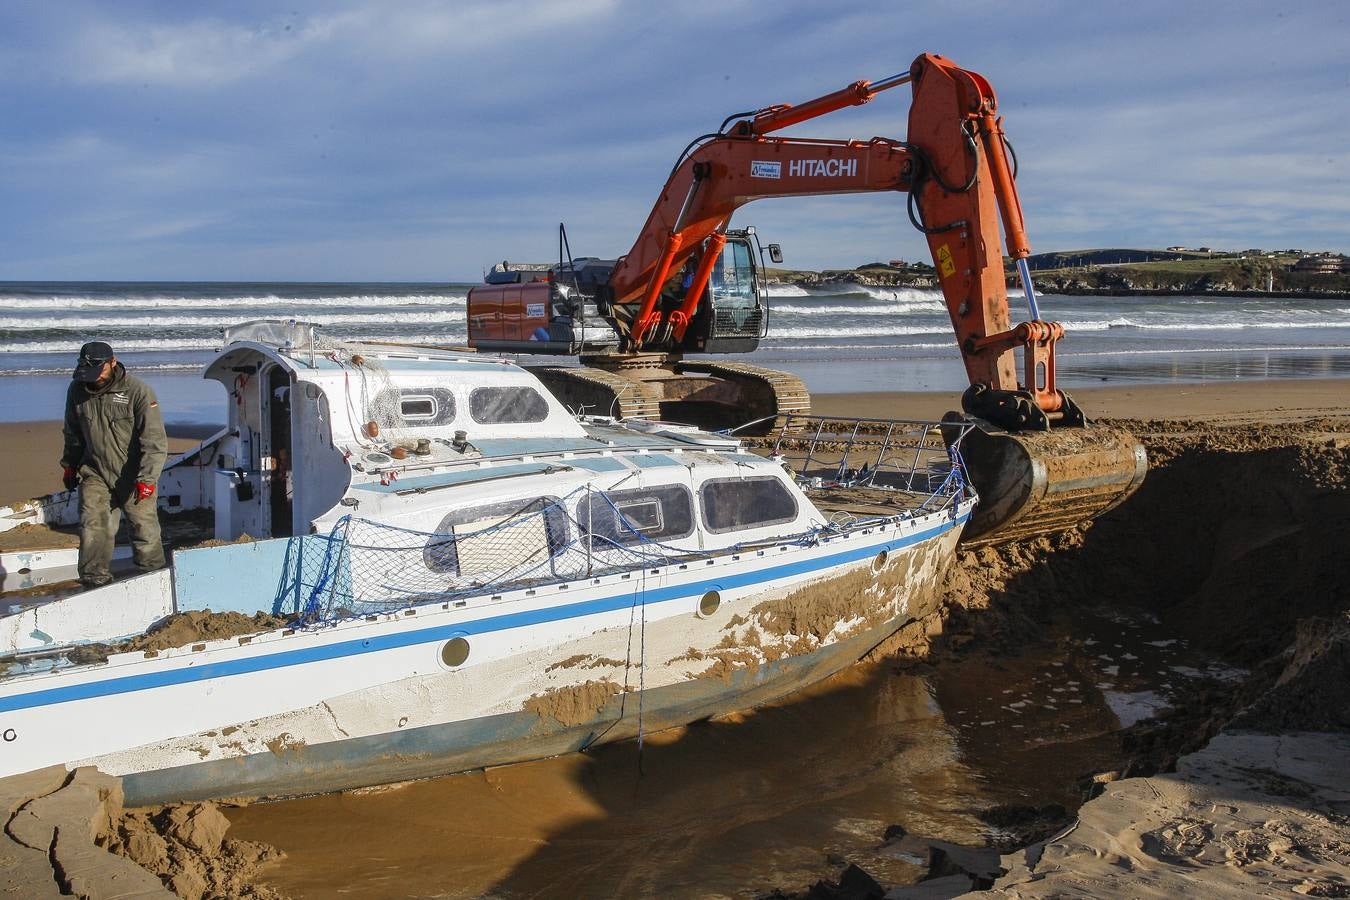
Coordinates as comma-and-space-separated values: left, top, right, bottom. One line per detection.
0, 321, 974, 805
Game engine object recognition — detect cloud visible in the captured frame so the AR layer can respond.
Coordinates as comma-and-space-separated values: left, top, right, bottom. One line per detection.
0, 0, 1347, 280
71, 16, 333, 86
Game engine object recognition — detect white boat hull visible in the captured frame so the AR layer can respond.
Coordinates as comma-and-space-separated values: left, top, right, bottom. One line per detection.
0, 505, 969, 805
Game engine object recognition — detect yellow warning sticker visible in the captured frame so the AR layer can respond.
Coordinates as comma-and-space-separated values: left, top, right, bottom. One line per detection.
937, 244, 956, 279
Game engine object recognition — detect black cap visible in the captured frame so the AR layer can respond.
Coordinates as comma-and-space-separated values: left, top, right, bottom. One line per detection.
73, 341, 115, 382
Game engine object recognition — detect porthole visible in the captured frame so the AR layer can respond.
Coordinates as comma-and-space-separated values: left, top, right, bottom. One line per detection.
698, 590, 721, 618
441, 637, 470, 667
871, 550, 889, 574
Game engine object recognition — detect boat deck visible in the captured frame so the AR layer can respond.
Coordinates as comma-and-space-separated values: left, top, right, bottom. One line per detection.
805, 486, 942, 521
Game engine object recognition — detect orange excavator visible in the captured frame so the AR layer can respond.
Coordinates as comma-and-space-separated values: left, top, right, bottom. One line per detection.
466, 52, 1146, 546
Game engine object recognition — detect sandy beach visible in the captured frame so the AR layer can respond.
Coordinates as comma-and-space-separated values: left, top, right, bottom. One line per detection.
0, 422, 215, 508
2, 378, 1346, 508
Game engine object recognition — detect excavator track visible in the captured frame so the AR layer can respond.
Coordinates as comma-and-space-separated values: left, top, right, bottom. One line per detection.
530, 365, 664, 421
673, 360, 811, 434
531, 359, 810, 435
945, 416, 1147, 549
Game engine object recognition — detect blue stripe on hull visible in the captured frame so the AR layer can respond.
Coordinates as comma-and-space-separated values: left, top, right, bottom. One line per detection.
120, 613, 907, 806
0, 511, 968, 714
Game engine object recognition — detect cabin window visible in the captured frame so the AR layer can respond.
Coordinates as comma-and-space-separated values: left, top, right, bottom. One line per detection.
424, 496, 569, 576
400, 396, 435, 420
580, 484, 694, 547
369, 387, 456, 427
469, 386, 550, 424
700, 476, 798, 533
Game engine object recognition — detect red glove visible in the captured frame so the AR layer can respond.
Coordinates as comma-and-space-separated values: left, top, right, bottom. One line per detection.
62, 466, 78, 492
134, 481, 156, 504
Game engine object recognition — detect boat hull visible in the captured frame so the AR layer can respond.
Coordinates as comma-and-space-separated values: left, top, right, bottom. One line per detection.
122, 610, 910, 805
3, 505, 969, 806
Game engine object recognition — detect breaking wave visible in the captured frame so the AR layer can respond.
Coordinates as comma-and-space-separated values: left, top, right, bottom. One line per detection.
0, 293, 468, 311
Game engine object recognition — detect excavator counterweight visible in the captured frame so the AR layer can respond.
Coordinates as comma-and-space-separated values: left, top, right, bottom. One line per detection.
465, 52, 1147, 547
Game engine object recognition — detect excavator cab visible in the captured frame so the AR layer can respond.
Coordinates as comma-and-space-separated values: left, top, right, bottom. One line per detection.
684, 231, 767, 354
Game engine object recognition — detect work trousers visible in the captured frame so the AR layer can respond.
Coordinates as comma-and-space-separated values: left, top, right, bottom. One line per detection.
78, 473, 165, 585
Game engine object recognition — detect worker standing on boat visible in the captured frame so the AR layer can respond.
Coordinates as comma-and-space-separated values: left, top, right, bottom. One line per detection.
59, 341, 168, 588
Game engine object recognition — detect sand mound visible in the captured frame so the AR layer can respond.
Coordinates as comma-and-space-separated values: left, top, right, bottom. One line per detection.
790, 418, 1350, 898
106, 802, 285, 899
126, 610, 291, 653
1232, 610, 1350, 733
933, 418, 1349, 666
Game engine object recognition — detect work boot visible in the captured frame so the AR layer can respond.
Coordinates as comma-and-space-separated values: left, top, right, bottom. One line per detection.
80, 575, 114, 590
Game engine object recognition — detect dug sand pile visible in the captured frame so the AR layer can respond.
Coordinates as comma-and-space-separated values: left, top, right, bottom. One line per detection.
971, 418, 1350, 897
793, 417, 1350, 898
0, 766, 284, 899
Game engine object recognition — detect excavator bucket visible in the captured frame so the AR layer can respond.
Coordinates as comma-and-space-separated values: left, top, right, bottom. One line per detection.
944, 415, 1147, 548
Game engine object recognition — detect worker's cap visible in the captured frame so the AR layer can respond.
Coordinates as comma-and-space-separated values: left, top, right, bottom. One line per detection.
73, 341, 115, 382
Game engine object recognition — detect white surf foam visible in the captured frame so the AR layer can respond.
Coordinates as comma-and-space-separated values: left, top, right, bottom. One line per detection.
0, 293, 468, 311
0, 332, 471, 355
0, 310, 471, 330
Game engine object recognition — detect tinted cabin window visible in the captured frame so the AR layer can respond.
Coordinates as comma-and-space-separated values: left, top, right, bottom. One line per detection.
700, 476, 798, 533
580, 484, 694, 546
469, 386, 550, 424
424, 497, 568, 575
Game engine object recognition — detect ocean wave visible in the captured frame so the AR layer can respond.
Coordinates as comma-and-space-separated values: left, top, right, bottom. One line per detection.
763, 284, 812, 297
1064, 344, 1350, 358
0, 309, 473, 330
1064, 318, 1350, 331
815, 283, 943, 302
769, 301, 945, 316
0, 293, 468, 311
0, 332, 472, 355
763, 324, 948, 338
758, 341, 951, 351
0, 361, 207, 376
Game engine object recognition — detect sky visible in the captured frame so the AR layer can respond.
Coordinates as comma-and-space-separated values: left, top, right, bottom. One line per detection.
1, 1, 1347, 282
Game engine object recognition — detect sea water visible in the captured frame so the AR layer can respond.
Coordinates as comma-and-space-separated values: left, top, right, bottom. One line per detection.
2, 280, 1349, 423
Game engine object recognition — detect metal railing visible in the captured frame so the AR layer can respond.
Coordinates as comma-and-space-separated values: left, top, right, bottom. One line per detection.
754, 415, 975, 497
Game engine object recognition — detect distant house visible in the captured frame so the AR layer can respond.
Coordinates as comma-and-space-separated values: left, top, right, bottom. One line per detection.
1165, 245, 1188, 252
1293, 256, 1342, 274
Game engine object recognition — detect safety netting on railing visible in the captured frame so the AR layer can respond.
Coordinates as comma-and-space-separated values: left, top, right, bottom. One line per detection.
295, 486, 768, 621
763, 416, 975, 495
292, 444, 970, 623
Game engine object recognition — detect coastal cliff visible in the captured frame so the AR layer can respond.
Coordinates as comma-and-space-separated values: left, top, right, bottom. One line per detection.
772, 257, 1350, 298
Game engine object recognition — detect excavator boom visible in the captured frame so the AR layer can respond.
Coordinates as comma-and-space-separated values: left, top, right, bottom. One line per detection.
467, 53, 1147, 547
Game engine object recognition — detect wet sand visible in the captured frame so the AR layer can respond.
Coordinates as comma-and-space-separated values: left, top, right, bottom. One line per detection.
813, 377, 1350, 423
0, 421, 215, 508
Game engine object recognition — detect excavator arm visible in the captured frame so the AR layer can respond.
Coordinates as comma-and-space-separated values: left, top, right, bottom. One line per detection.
605, 53, 1146, 546
608, 53, 1072, 431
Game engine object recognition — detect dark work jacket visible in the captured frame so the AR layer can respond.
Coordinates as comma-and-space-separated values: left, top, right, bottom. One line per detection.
60, 364, 168, 494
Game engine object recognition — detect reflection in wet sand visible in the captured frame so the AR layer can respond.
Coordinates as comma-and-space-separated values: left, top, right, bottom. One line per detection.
228, 600, 1215, 899
228, 662, 964, 897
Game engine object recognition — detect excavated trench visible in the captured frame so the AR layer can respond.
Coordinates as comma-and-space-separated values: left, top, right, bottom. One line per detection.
46, 418, 1350, 898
